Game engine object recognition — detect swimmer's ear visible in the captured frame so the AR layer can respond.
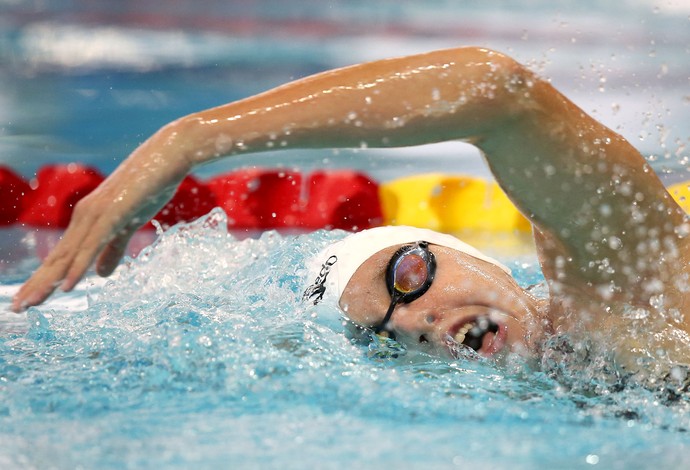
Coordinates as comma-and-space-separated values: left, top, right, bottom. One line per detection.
95, 230, 134, 277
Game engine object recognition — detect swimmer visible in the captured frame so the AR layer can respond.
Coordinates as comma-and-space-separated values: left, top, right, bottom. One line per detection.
10, 47, 690, 373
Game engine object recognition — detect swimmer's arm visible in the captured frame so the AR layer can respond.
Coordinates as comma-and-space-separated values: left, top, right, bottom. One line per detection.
162, 47, 527, 159
13, 46, 685, 311
13, 46, 522, 311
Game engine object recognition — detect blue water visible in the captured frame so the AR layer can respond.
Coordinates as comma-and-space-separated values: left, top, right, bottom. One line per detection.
1, 210, 690, 469
1, 0, 690, 468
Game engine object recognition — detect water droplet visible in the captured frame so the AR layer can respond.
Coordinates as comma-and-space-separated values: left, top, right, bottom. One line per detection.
599, 204, 612, 217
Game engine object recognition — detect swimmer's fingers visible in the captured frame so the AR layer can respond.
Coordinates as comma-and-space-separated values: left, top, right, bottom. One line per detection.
10, 221, 94, 312
57, 206, 130, 293
10, 266, 62, 313
95, 228, 136, 277
92, 191, 174, 278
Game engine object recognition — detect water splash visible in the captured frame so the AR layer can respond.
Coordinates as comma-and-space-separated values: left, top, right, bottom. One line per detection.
1, 211, 690, 467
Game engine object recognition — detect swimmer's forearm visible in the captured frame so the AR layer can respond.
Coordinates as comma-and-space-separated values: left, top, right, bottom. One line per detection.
160, 47, 529, 166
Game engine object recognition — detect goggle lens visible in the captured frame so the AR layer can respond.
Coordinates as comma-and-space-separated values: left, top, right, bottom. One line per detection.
392, 252, 429, 294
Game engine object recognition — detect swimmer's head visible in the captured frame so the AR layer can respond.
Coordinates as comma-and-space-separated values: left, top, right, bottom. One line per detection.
304, 226, 546, 359
304, 226, 510, 304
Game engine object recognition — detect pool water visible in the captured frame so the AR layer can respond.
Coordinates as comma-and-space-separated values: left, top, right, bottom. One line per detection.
1, 0, 690, 468
2, 210, 690, 469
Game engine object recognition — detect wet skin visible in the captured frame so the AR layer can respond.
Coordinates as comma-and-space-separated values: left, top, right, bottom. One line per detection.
339, 244, 549, 359
9, 46, 690, 373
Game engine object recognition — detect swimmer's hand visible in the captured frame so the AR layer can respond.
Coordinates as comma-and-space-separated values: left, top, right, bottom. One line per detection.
11, 127, 192, 312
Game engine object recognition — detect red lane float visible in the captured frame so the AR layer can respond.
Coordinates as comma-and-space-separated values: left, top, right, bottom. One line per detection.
3, 164, 382, 231
207, 169, 303, 229
149, 175, 217, 230
302, 170, 382, 230
207, 169, 381, 230
18, 164, 105, 228
0, 166, 31, 225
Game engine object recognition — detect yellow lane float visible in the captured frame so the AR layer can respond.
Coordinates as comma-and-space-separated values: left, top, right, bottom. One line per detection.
669, 181, 690, 214
380, 173, 531, 233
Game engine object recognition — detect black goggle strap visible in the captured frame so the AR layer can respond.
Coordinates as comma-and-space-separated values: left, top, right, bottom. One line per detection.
373, 292, 402, 337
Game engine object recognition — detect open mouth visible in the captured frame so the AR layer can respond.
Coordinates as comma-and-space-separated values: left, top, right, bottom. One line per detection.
445, 315, 507, 358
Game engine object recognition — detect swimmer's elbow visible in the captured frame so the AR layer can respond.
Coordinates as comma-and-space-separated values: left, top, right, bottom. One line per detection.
473, 48, 539, 110
449, 46, 530, 79
440, 47, 542, 133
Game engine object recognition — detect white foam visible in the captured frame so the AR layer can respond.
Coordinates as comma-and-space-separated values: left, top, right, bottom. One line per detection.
0, 275, 109, 315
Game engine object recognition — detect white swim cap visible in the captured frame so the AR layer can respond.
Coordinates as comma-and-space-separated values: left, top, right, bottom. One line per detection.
303, 226, 510, 306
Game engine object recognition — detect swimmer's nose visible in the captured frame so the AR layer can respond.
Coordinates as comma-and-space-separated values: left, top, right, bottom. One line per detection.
389, 306, 438, 343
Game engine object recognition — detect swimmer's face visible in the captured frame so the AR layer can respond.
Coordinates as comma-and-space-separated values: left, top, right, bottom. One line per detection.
339, 244, 547, 359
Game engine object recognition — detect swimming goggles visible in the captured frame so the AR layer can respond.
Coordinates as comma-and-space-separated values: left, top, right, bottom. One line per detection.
374, 241, 436, 339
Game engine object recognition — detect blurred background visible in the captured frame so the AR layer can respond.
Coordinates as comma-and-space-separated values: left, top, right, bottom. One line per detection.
0, 0, 688, 183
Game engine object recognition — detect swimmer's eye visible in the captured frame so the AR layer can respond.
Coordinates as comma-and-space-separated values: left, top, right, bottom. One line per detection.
373, 241, 436, 338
